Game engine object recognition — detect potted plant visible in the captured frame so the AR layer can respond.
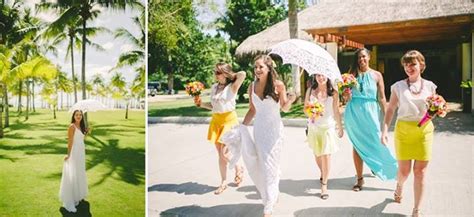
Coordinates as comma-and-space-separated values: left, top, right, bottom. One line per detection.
460, 79, 472, 113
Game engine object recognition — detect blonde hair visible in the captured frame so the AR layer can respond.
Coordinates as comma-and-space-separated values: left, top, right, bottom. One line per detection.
401, 50, 426, 73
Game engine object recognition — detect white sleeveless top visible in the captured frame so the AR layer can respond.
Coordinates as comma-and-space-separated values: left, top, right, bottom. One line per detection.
308, 93, 336, 127
210, 83, 237, 113
391, 79, 437, 121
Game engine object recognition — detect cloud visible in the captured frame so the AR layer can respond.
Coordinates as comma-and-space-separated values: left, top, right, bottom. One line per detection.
103, 42, 114, 50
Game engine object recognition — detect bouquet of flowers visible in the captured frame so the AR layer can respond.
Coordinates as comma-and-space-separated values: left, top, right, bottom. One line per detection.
418, 94, 448, 127
305, 101, 324, 123
337, 73, 358, 95
185, 81, 205, 97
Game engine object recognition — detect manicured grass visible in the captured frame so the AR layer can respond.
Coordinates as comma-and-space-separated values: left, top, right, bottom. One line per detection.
0, 109, 145, 216
148, 95, 306, 118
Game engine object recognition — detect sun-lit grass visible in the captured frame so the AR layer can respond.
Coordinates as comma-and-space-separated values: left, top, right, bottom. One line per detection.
0, 109, 145, 216
148, 95, 306, 118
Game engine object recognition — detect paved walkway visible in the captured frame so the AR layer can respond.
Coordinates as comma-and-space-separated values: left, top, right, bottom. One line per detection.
148, 112, 473, 217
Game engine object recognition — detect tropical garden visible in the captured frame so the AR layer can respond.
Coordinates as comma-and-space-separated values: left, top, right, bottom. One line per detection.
0, 0, 145, 216
148, 0, 317, 118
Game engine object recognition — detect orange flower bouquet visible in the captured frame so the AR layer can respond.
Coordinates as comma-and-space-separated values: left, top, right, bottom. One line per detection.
337, 73, 358, 95
418, 94, 448, 127
185, 81, 205, 102
305, 101, 324, 123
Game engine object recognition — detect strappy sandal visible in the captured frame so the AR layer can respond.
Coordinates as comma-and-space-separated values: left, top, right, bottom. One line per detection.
320, 182, 329, 200
214, 184, 227, 195
394, 183, 403, 203
234, 167, 244, 187
412, 208, 422, 217
352, 177, 364, 192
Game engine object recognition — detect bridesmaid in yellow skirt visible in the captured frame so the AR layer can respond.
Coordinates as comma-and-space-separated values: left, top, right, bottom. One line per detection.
382, 50, 437, 217
194, 63, 246, 194
304, 74, 343, 200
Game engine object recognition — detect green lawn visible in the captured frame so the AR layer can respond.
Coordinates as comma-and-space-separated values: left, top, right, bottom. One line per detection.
0, 109, 145, 216
148, 95, 306, 118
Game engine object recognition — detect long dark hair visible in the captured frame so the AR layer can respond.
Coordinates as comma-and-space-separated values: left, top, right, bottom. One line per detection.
350, 48, 371, 78
311, 75, 334, 96
215, 62, 237, 85
254, 54, 279, 102
71, 110, 86, 134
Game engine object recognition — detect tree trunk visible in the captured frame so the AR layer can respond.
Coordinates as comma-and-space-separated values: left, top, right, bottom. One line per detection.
288, 0, 301, 99
61, 91, 64, 110
25, 80, 29, 120
18, 80, 22, 113
70, 32, 78, 103
32, 80, 36, 112
81, 19, 87, 100
167, 71, 174, 95
5, 86, 9, 127
125, 100, 129, 119
53, 105, 56, 119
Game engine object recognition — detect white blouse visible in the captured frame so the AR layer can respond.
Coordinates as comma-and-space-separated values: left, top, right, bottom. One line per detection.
210, 83, 237, 114
391, 79, 437, 121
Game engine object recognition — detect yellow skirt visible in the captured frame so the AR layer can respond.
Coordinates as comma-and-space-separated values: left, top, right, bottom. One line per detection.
394, 120, 434, 161
207, 111, 239, 145
307, 124, 339, 156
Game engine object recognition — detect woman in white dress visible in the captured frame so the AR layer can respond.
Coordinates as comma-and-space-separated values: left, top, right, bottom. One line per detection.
242, 54, 296, 217
59, 110, 89, 212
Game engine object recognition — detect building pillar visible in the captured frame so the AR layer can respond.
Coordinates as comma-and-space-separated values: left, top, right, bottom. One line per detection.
370, 45, 378, 71
326, 42, 338, 63
471, 31, 474, 112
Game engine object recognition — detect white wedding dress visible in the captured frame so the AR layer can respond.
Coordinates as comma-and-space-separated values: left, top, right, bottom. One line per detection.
59, 126, 88, 212
243, 85, 284, 215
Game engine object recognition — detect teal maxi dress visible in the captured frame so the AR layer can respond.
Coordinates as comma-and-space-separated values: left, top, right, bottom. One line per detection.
344, 70, 398, 181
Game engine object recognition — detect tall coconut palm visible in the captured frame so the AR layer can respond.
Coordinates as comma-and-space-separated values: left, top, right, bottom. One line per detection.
112, 4, 145, 71
40, 0, 142, 101
110, 72, 126, 109
288, 0, 301, 100
11, 55, 58, 120
56, 71, 73, 110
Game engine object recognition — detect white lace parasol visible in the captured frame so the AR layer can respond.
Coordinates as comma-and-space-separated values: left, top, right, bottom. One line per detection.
269, 39, 342, 81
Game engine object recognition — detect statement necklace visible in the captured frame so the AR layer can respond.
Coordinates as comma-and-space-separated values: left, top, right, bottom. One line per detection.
406, 78, 424, 95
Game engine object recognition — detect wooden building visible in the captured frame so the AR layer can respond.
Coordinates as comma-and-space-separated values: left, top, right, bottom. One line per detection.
236, 0, 474, 110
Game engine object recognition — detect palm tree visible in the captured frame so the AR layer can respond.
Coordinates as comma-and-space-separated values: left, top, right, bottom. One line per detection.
41, 0, 142, 101
112, 4, 145, 71
110, 72, 126, 109
11, 55, 58, 120
37, 3, 110, 103
288, 0, 301, 100
56, 71, 73, 110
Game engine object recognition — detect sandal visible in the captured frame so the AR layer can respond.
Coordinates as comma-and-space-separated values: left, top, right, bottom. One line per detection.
412, 208, 422, 217
352, 177, 364, 192
234, 167, 244, 186
320, 182, 329, 200
394, 183, 403, 203
214, 184, 227, 195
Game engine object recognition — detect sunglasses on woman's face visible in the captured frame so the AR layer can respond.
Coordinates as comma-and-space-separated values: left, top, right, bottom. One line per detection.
214, 71, 223, 75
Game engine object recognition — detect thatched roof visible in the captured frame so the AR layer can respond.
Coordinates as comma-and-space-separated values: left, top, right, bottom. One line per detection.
235, 0, 474, 56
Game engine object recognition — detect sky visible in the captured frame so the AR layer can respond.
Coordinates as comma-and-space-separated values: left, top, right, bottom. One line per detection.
22, 0, 143, 85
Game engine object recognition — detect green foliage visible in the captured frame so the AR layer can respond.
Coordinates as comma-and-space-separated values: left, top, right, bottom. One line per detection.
216, 0, 288, 101
148, 0, 229, 90
460, 79, 472, 89
216, 0, 287, 46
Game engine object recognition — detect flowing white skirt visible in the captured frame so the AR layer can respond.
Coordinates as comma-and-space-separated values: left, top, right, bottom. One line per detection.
222, 124, 283, 214
59, 140, 88, 212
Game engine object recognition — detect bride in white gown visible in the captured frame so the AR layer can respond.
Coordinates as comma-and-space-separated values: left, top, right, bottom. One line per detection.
59, 110, 89, 213
242, 55, 296, 217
